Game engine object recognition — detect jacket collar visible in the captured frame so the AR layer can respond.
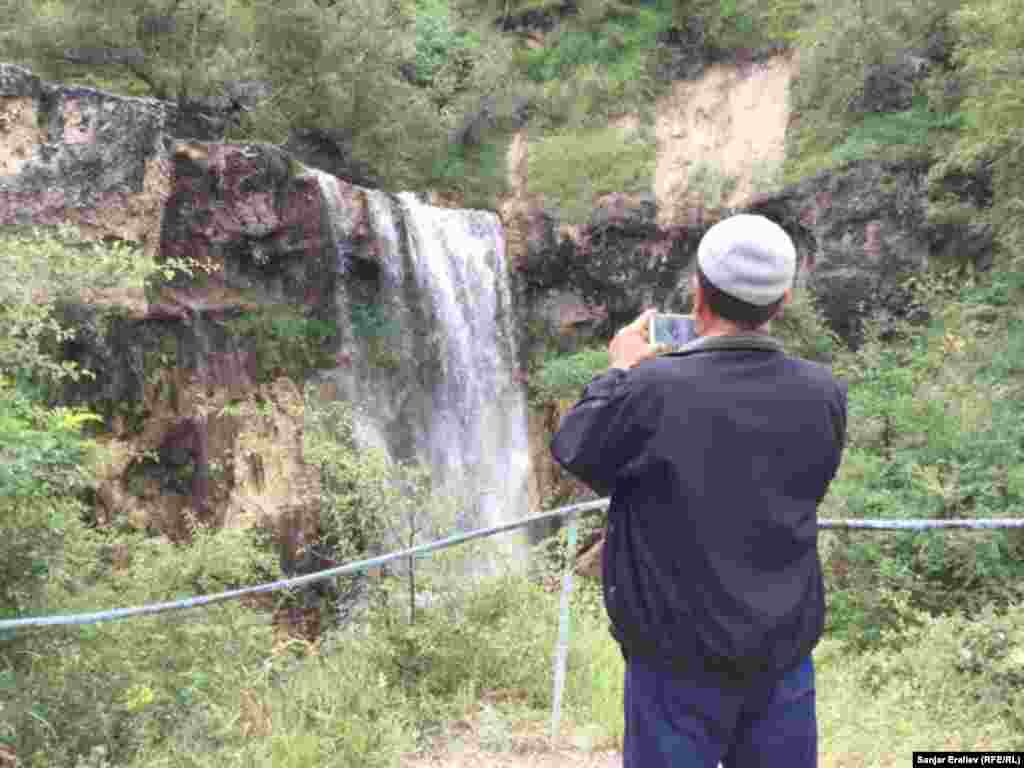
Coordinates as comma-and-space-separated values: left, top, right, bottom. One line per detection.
668, 333, 784, 357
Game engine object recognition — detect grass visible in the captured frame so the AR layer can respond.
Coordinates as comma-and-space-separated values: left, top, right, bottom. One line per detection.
136, 580, 1024, 763
529, 346, 611, 405
786, 101, 964, 183
525, 124, 656, 223
7, 527, 1024, 766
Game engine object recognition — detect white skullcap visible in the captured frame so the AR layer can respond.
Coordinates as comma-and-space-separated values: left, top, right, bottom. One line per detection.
696, 214, 797, 306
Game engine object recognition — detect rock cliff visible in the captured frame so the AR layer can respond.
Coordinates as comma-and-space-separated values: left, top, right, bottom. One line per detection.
0, 60, 996, 558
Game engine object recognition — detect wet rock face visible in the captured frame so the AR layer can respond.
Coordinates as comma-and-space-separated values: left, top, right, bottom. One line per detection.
748, 158, 992, 343
515, 159, 984, 350
0, 64, 337, 546
0, 63, 172, 255
161, 141, 338, 311
514, 194, 707, 359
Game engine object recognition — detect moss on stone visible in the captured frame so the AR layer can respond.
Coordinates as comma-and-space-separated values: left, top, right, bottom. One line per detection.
221, 304, 339, 383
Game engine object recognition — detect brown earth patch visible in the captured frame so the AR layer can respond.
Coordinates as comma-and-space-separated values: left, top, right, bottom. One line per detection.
0, 96, 43, 176
654, 54, 796, 226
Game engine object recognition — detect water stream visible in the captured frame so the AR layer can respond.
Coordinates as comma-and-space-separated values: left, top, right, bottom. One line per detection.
314, 175, 530, 556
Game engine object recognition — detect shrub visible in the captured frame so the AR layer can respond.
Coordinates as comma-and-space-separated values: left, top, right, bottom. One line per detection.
684, 160, 738, 210
525, 124, 655, 223
816, 604, 1024, 755
529, 346, 611, 405
820, 265, 1024, 647
522, 2, 670, 88
785, 0, 964, 181
223, 305, 338, 382
2, 520, 281, 766
827, 99, 964, 167
937, 0, 1024, 259
771, 289, 839, 363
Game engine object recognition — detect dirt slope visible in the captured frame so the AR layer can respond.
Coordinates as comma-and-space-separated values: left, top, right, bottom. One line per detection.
655, 54, 796, 225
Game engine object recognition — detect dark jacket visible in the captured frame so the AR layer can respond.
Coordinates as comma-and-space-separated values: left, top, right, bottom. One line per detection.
551, 334, 847, 687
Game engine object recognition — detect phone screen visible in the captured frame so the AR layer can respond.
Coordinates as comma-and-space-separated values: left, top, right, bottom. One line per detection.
649, 313, 697, 350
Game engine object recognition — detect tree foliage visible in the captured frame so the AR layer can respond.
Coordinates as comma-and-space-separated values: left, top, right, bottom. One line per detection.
786, 0, 963, 179
1, 0, 254, 101
241, 0, 438, 188
935, 0, 1024, 260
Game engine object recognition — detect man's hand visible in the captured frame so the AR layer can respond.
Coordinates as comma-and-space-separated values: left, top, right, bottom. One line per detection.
609, 309, 657, 370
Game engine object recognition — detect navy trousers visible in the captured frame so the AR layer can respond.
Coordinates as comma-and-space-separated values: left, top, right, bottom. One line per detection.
623, 655, 817, 768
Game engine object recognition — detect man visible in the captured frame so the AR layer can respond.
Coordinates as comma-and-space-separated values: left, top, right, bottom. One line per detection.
551, 214, 847, 768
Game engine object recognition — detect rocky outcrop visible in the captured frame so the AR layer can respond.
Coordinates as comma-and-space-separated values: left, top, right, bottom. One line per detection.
748, 158, 993, 341
515, 156, 993, 504
55, 139, 345, 544
0, 64, 172, 255
513, 193, 707, 354
0, 62, 334, 549
516, 156, 992, 356
1, 60, 1001, 554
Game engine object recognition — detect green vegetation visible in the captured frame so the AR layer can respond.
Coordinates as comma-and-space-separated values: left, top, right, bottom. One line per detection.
5, 249, 1024, 763
525, 124, 656, 222
782, 0, 1024, 270
5, 1, 1024, 763
823, 98, 964, 168
521, 2, 670, 95
529, 346, 611, 404
933, 0, 1024, 259
224, 306, 339, 382
0, 226, 153, 386
822, 268, 1024, 648
685, 160, 739, 211
3, 0, 1022, 235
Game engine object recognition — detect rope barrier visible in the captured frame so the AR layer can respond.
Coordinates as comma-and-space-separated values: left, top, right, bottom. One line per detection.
4, 496, 1023, 741
2, 498, 1022, 631
819, 518, 1024, 530
0, 499, 608, 631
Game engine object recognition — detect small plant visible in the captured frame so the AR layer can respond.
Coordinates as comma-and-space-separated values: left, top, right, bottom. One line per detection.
529, 346, 610, 405
684, 161, 738, 210
525, 124, 655, 223
226, 306, 338, 382
828, 100, 964, 167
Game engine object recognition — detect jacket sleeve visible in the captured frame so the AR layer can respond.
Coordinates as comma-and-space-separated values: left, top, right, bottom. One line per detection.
549, 367, 659, 497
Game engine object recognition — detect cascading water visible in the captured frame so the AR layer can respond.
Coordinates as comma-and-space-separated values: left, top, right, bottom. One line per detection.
313, 172, 531, 557
397, 193, 531, 537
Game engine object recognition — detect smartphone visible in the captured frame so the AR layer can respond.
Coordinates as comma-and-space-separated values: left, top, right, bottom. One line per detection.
649, 313, 697, 351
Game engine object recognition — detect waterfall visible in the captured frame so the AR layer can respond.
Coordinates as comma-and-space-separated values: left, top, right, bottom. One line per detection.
397, 193, 531, 536
314, 173, 530, 555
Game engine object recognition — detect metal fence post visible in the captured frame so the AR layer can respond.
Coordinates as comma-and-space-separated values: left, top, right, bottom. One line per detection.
550, 515, 578, 741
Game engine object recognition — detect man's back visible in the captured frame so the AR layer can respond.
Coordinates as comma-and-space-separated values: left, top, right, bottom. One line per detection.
551, 214, 846, 767
554, 340, 846, 684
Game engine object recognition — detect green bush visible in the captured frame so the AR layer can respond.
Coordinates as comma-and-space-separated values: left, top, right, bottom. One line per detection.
529, 346, 610, 405
2, 519, 281, 766
525, 124, 655, 222
820, 266, 1024, 647
224, 305, 338, 382
771, 289, 839, 363
816, 603, 1024, 756
430, 137, 510, 210
937, 0, 1024, 259
828, 99, 964, 167
523, 2, 671, 87
671, 0, 804, 49
785, 0, 964, 181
